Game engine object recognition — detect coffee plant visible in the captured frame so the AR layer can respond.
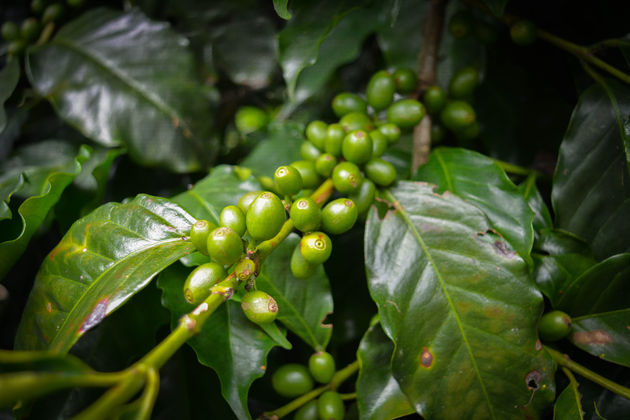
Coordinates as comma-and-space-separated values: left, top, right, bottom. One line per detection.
1, 0, 629, 419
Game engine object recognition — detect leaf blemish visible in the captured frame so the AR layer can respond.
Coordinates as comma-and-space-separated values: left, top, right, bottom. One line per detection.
79, 298, 109, 334
572, 330, 612, 345
525, 370, 542, 390
492, 240, 516, 258
420, 347, 433, 368
320, 311, 333, 329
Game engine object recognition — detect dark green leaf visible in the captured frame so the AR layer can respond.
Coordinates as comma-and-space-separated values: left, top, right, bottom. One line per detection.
556, 253, 630, 317
569, 309, 630, 368
377, 0, 426, 69
578, 367, 630, 420
519, 175, 553, 237
172, 165, 261, 222
553, 377, 584, 420
273, 0, 292, 19
256, 234, 333, 351
0, 60, 20, 133
552, 80, 630, 260
158, 263, 279, 420
26, 8, 218, 172
14, 194, 196, 353
414, 147, 535, 264
0, 144, 91, 281
0, 173, 23, 221
356, 322, 414, 420
366, 181, 555, 419
240, 123, 303, 178
481, 0, 508, 16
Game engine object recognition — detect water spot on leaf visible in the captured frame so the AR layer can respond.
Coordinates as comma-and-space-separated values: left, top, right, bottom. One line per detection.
79, 298, 109, 333
572, 330, 612, 345
420, 347, 433, 368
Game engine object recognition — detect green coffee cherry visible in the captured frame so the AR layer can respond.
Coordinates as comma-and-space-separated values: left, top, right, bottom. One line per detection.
387, 99, 426, 129
456, 120, 480, 141
332, 93, 367, 117
538, 310, 572, 342
20, 18, 40, 42
207, 227, 243, 266
291, 242, 318, 279
510, 20, 537, 46
301, 141, 323, 161
31, 0, 46, 14
332, 162, 362, 194
339, 112, 373, 132
234, 258, 256, 282
366, 70, 395, 111
322, 198, 358, 235
294, 400, 319, 420
378, 123, 401, 144
235, 106, 268, 135
290, 160, 321, 189
306, 120, 328, 150
349, 178, 376, 216
369, 130, 388, 157
440, 100, 476, 132
258, 176, 276, 193
7, 40, 26, 56
342, 130, 372, 165
448, 10, 472, 38
423, 86, 447, 115
241, 290, 278, 325
317, 391, 345, 420
183, 262, 226, 305
238, 191, 263, 214
431, 123, 446, 143
449, 66, 479, 99
220, 205, 246, 237
272, 364, 314, 398
308, 351, 336, 384
67, 0, 86, 7
190, 219, 217, 256
290, 197, 321, 233
365, 158, 397, 187
325, 123, 345, 157
246, 192, 286, 241
300, 232, 332, 264
1, 22, 19, 41
42, 3, 65, 24
393, 68, 418, 94
274, 165, 303, 197
315, 154, 337, 178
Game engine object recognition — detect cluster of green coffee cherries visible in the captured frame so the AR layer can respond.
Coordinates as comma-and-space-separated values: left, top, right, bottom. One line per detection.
272, 352, 346, 420
447, 9, 537, 47
1, 0, 82, 56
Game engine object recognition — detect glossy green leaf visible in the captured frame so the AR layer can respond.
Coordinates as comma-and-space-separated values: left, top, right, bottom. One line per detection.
481, 0, 508, 16
377, 0, 426, 69
0, 59, 20, 133
158, 263, 279, 420
240, 122, 303, 178
0, 173, 23, 221
553, 377, 584, 420
552, 80, 630, 260
569, 309, 630, 367
365, 181, 555, 419
414, 147, 535, 264
556, 253, 630, 317
26, 8, 218, 172
0, 144, 91, 281
256, 234, 333, 351
172, 165, 261, 222
15, 194, 196, 353
519, 175, 553, 237
356, 322, 415, 420
273, 0, 292, 19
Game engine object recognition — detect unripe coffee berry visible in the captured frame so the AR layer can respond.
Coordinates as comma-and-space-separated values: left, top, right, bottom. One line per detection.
183, 262, 226, 305
300, 232, 332, 264
291, 242, 318, 279
272, 364, 314, 398
448, 11, 472, 39
308, 351, 336, 384
246, 192, 286, 241
321, 198, 358, 235
234, 258, 256, 282
325, 123, 345, 156
378, 123, 401, 144
538, 310, 572, 342
301, 141, 323, 161
387, 99, 426, 129
350, 178, 376, 216
207, 227, 243, 266
423, 86, 447, 115
220, 205, 246, 237
235, 106, 268, 135
342, 130, 372, 164
306, 121, 328, 150
274, 165, 303, 196
440, 100, 476, 132
241, 290, 278, 325
365, 158, 397, 187
332, 162, 362, 194
317, 391, 345, 420
290, 160, 321, 189
190, 219, 216, 256
290, 197, 321, 233
366, 70, 395, 111
294, 400, 318, 420
238, 191, 263, 214
331, 93, 367, 117
393, 67, 418, 94
369, 129, 388, 157
510, 20, 537, 46
449, 66, 479, 99
315, 154, 338, 177
339, 112, 373, 132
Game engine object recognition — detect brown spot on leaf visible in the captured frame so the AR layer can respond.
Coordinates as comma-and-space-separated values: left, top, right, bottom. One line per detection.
420, 347, 433, 368
46, 302, 53, 313
79, 298, 109, 334
320, 312, 333, 329
492, 240, 515, 258
525, 370, 542, 390
572, 330, 612, 346
260, 365, 266, 371
535, 340, 542, 351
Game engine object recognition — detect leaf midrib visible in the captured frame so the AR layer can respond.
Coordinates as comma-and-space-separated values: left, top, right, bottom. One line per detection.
384, 188, 496, 419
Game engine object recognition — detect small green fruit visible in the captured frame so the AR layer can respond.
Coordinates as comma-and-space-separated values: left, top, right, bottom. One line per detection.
241, 290, 278, 325
290, 197, 321, 233
364, 158, 397, 187
456, 120, 480, 141
317, 391, 345, 420
321, 198, 358, 235
325, 123, 345, 156
301, 141, 322, 161
378, 123, 401, 144
220, 205, 246, 237
342, 130, 373, 165
448, 10, 472, 39
331, 93, 367, 117
1, 22, 19, 41
272, 364, 314, 398
190, 219, 217, 256
207, 227, 243, 266
332, 162, 362, 194
369, 129, 388, 157
246, 192, 286, 241
235, 106, 268, 134
300, 232, 332, 264
393, 68, 418, 94
294, 400, 319, 420
423, 86, 447, 115
349, 178, 376, 216
274, 165, 303, 197
510, 20, 537, 46
290, 160, 321, 189
306, 120, 328, 150
31, 0, 46, 14
238, 191, 263, 214
183, 262, 226, 305
42, 3, 65, 24
308, 351, 336, 384
7, 40, 26, 56
20, 18, 40, 42
440, 100, 476, 132
431, 123, 445, 143
339, 112, 373, 132
538, 310, 572, 342
234, 258, 256, 282
449, 66, 479, 99
387, 99, 426, 129
366, 70, 395, 111
315, 153, 338, 177
291, 242, 318, 279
